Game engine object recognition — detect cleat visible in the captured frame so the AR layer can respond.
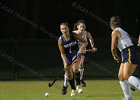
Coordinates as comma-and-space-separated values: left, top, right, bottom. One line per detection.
71, 89, 78, 96
130, 85, 136, 91
80, 79, 86, 87
61, 86, 68, 95
76, 86, 83, 93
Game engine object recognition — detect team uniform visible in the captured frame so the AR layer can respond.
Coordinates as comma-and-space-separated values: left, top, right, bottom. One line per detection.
61, 31, 86, 95
61, 32, 79, 64
115, 27, 138, 64
76, 31, 88, 87
78, 31, 88, 50
61, 32, 83, 95
115, 27, 140, 100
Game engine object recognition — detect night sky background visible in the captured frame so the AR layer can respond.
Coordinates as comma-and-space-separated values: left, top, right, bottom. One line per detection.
0, 0, 139, 40
0, 0, 140, 79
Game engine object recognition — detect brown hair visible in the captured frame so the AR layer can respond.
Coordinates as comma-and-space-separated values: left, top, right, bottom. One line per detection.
60, 22, 69, 27
73, 19, 86, 30
110, 16, 121, 27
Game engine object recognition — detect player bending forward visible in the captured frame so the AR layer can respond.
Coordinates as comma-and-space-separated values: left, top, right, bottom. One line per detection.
58, 22, 88, 96
61, 20, 97, 95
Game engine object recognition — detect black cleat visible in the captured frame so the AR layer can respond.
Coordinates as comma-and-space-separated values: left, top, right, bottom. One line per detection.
130, 85, 136, 91
61, 86, 68, 95
80, 79, 86, 87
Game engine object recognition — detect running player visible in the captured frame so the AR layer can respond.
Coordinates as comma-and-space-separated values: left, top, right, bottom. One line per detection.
73, 19, 97, 86
61, 20, 97, 95
110, 16, 140, 100
58, 22, 88, 96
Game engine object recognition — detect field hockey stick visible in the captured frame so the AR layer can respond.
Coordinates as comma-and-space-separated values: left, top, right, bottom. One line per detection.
48, 56, 78, 87
48, 69, 64, 87
82, 49, 95, 52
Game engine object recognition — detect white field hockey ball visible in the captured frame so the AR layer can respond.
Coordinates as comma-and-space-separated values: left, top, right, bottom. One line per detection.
45, 92, 49, 97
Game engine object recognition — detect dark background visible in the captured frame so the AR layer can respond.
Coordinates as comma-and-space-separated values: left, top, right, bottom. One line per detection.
0, 0, 140, 80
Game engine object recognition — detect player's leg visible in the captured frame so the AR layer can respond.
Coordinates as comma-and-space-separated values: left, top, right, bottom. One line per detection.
127, 47, 140, 92
65, 64, 77, 96
128, 64, 140, 91
61, 73, 69, 95
79, 55, 86, 87
64, 74, 69, 87
118, 63, 133, 100
72, 58, 83, 93
61, 58, 69, 95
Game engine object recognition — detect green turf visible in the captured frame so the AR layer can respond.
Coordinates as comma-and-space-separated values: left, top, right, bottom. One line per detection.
0, 80, 139, 100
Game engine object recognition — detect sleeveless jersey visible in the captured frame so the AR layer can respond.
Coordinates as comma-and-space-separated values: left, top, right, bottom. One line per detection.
61, 32, 79, 56
114, 27, 133, 51
78, 31, 88, 48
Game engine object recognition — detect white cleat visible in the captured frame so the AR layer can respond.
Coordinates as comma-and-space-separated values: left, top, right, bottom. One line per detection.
71, 89, 78, 96
76, 86, 83, 93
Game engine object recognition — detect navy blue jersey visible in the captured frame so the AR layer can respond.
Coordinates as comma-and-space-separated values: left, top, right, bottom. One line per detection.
61, 32, 79, 64
61, 32, 79, 55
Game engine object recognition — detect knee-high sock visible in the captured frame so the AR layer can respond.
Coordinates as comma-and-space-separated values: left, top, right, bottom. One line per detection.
68, 78, 76, 90
79, 68, 84, 80
75, 72, 80, 86
63, 74, 69, 87
119, 80, 133, 99
128, 76, 140, 91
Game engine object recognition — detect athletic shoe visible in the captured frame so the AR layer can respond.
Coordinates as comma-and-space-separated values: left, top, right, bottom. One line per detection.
76, 86, 83, 93
80, 79, 86, 87
130, 85, 136, 91
71, 89, 78, 96
61, 86, 68, 95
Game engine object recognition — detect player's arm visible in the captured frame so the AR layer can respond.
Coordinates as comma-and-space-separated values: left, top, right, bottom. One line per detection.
87, 32, 97, 52
74, 33, 88, 53
58, 37, 68, 69
111, 31, 120, 62
138, 34, 140, 47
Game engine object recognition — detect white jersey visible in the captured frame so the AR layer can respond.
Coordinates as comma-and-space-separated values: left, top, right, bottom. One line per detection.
78, 31, 88, 48
114, 27, 133, 51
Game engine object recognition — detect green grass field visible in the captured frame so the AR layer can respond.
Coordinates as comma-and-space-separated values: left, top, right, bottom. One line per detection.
0, 80, 139, 100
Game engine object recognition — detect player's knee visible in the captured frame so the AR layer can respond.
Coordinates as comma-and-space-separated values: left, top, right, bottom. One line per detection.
73, 69, 79, 73
79, 64, 84, 69
118, 74, 128, 81
67, 75, 73, 80
123, 74, 130, 80
72, 67, 79, 73
65, 72, 73, 80
118, 74, 124, 80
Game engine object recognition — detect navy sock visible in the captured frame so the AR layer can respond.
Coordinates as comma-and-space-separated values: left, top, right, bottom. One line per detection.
68, 78, 76, 90
75, 72, 80, 85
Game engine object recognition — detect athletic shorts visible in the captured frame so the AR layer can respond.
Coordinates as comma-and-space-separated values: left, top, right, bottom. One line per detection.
66, 51, 78, 65
121, 46, 138, 64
